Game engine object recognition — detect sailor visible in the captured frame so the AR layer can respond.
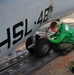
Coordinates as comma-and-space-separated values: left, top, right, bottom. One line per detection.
46, 22, 74, 55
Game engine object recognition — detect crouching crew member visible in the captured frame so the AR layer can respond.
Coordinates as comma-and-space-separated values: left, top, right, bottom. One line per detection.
46, 22, 74, 55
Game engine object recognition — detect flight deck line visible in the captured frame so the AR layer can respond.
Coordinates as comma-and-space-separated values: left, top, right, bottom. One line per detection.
0, 52, 33, 72
0, 51, 60, 75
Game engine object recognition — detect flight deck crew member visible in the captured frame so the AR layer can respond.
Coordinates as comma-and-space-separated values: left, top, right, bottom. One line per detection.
46, 22, 74, 55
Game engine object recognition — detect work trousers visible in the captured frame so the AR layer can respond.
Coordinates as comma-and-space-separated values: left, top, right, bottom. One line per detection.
50, 42, 74, 53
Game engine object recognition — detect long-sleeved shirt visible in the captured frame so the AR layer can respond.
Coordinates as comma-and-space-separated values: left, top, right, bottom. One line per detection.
49, 23, 74, 44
